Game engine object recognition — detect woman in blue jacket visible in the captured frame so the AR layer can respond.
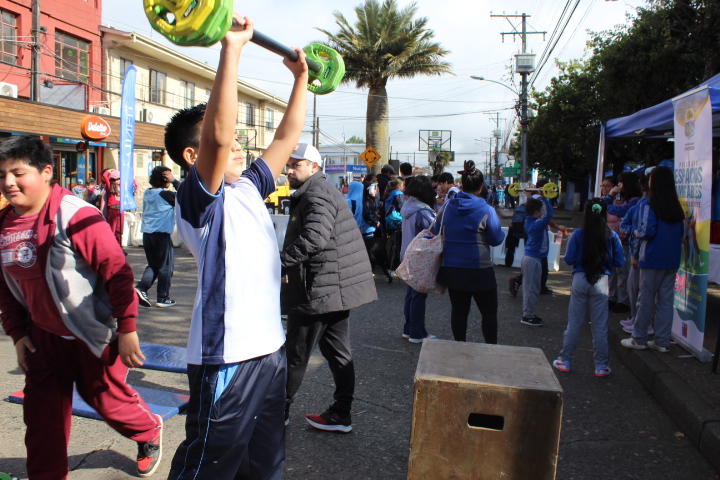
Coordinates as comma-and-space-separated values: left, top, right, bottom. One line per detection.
431, 161, 505, 343
400, 176, 437, 343
621, 166, 685, 353
553, 198, 625, 377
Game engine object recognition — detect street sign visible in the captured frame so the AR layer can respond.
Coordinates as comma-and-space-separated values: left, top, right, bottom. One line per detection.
361, 146, 381, 169
503, 167, 519, 177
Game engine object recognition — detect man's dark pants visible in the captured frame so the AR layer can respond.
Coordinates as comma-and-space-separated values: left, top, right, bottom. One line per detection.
285, 310, 355, 415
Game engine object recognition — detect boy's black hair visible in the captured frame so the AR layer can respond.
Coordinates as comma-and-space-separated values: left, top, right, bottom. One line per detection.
0, 135, 53, 171
431, 174, 439, 183
536, 178, 549, 189
164, 103, 207, 171
525, 197, 543, 216
380, 164, 395, 175
404, 175, 435, 208
149, 166, 171, 188
400, 162, 413, 176
437, 172, 454, 184
616, 171, 642, 200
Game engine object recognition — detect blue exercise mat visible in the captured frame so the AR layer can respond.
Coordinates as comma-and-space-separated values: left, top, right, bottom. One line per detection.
8, 385, 189, 421
140, 343, 188, 374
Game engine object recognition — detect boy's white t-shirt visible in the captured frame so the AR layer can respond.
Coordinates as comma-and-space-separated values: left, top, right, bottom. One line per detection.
175, 159, 284, 365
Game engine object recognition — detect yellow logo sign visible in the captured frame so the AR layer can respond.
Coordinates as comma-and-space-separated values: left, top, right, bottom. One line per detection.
360, 147, 381, 169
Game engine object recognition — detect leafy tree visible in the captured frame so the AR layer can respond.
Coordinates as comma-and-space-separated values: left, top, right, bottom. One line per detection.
318, 0, 451, 172
524, 0, 717, 180
346, 135, 365, 144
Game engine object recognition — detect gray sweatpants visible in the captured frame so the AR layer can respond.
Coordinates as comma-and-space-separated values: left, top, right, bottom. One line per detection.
609, 244, 631, 305
632, 268, 677, 348
627, 265, 640, 321
521, 256, 543, 318
559, 273, 610, 367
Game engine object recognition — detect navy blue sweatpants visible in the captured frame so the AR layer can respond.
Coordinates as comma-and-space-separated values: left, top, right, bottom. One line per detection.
168, 347, 287, 480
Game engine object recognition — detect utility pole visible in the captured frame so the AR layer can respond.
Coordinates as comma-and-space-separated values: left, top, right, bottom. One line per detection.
491, 12, 545, 185
30, 0, 41, 102
484, 112, 505, 185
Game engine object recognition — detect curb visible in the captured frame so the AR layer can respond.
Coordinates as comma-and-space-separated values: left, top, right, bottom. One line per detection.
609, 320, 720, 472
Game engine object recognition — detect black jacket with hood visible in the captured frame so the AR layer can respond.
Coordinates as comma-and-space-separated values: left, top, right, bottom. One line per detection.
280, 171, 377, 315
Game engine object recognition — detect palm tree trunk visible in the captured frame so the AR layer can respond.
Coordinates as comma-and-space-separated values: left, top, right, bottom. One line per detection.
366, 84, 389, 174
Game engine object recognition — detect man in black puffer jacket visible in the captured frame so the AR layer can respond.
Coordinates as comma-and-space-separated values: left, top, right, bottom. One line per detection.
281, 144, 377, 433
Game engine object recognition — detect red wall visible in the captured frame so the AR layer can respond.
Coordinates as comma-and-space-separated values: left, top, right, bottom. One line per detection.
0, 0, 102, 108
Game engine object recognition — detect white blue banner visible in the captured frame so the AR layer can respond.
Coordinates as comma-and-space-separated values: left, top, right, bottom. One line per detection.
119, 65, 138, 211
672, 86, 712, 361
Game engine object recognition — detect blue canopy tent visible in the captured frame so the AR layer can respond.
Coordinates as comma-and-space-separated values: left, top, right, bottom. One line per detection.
596, 72, 720, 198
597, 72, 720, 366
604, 72, 720, 139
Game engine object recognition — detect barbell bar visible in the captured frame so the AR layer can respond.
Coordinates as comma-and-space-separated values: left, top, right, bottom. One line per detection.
507, 182, 559, 199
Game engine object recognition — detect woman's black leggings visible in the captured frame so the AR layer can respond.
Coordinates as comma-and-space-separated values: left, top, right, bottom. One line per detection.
447, 288, 498, 343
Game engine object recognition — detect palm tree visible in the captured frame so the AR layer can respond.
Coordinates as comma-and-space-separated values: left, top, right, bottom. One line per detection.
318, 0, 452, 173
432, 150, 453, 175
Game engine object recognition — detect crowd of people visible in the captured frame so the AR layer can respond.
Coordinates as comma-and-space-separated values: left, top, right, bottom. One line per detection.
0, 14, 689, 480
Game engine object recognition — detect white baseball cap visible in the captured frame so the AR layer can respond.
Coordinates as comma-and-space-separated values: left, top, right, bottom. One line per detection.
290, 143, 323, 167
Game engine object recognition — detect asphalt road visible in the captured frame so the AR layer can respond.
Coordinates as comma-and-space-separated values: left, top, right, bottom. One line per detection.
0, 239, 718, 479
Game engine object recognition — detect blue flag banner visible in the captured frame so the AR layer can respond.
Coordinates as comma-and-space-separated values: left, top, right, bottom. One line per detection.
119, 65, 138, 211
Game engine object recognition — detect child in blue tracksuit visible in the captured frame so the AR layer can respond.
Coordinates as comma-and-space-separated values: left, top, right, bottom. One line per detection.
619, 169, 651, 332
622, 166, 685, 353
521, 196, 553, 326
553, 198, 625, 377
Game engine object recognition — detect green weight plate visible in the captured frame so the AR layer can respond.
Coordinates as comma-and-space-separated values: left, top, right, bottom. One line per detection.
303, 43, 345, 95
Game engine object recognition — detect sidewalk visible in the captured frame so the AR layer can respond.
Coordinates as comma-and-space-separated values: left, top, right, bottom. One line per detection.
497, 204, 720, 472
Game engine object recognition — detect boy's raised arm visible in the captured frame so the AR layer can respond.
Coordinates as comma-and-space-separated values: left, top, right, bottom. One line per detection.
196, 13, 254, 193
262, 49, 309, 179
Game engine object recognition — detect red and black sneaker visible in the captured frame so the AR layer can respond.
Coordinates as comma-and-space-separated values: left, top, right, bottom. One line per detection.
306, 408, 352, 433
137, 414, 163, 477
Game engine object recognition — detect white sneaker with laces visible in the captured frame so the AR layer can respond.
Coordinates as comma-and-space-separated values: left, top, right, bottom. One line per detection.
621, 337, 647, 349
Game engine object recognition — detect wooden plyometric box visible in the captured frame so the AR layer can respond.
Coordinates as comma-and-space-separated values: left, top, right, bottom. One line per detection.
408, 340, 563, 480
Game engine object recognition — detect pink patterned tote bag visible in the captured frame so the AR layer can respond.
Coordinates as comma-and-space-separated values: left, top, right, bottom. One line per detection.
396, 216, 446, 295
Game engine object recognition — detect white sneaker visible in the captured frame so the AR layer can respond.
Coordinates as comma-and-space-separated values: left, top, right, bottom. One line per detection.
622, 324, 654, 335
621, 337, 647, 349
647, 341, 669, 353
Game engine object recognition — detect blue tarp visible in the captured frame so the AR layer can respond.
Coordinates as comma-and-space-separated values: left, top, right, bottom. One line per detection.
605, 72, 720, 138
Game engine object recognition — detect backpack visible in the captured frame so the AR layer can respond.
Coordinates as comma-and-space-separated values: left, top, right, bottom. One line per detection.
385, 208, 402, 230
510, 204, 527, 240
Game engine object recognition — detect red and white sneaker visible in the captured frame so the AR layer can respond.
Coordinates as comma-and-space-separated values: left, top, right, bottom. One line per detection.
137, 414, 163, 477
306, 408, 352, 433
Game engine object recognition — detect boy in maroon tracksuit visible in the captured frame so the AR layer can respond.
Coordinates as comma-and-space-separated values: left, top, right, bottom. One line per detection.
0, 136, 162, 479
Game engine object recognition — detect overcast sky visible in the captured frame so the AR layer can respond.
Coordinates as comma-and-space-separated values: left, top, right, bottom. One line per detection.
103, 0, 640, 170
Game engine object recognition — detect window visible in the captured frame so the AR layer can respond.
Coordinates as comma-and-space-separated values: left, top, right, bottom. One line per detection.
119, 58, 133, 85
150, 69, 166, 105
55, 31, 90, 83
180, 80, 195, 108
245, 102, 256, 126
266, 108, 275, 130
0, 10, 17, 65
205, 88, 211, 102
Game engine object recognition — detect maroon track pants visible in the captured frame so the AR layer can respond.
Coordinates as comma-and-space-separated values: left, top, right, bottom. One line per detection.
23, 325, 160, 480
